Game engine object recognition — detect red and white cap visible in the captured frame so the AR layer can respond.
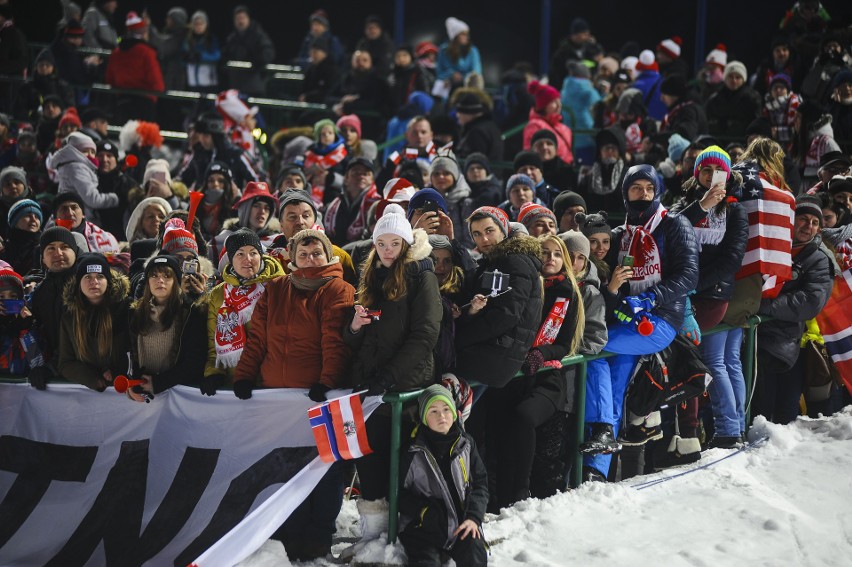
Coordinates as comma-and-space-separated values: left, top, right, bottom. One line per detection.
125, 11, 146, 32
634, 50, 659, 73
382, 178, 416, 203
215, 89, 258, 123
705, 44, 728, 69
657, 36, 683, 59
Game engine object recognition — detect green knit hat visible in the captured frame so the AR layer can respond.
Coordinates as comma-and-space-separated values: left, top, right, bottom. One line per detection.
313, 119, 338, 142
418, 384, 458, 426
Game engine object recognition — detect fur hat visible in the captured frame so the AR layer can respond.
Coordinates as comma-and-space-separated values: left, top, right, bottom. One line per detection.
225, 228, 263, 263
559, 230, 591, 259
577, 211, 612, 238
418, 384, 458, 426
161, 218, 198, 256
7, 199, 42, 229
373, 203, 413, 245
517, 203, 556, 230
468, 206, 509, 238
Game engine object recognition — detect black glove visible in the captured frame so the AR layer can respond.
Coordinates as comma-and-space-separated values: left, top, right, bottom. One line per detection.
29, 365, 51, 390
309, 383, 331, 402
521, 349, 545, 376
200, 374, 225, 396
354, 382, 386, 399
233, 379, 254, 400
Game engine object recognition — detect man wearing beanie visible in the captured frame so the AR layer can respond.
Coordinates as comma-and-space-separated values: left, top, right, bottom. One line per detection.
706, 61, 762, 139
659, 74, 708, 140
427, 155, 476, 250
0, 166, 35, 238
274, 190, 357, 285
656, 36, 689, 78
549, 17, 600, 94
94, 138, 136, 240
397, 383, 488, 566
324, 157, 380, 247
754, 194, 834, 424
464, 153, 503, 208
2, 199, 43, 275
518, 202, 557, 236
552, 189, 588, 232
455, 92, 503, 163
513, 150, 560, 208
28, 227, 82, 389
529, 129, 577, 196
499, 173, 539, 222
51, 191, 121, 254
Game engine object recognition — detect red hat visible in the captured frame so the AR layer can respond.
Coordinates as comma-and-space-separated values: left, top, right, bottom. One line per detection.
415, 41, 438, 58
64, 20, 85, 38
59, 107, 82, 129
527, 81, 560, 112
468, 206, 509, 238
125, 11, 146, 32
234, 181, 279, 210
161, 218, 198, 256
382, 178, 416, 202
657, 36, 683, 60
635, 50, 659, 72
336, 114, 362, 138
0, 268, 23, 295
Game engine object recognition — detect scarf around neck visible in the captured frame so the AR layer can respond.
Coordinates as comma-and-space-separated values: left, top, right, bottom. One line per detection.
619, 204, 666, 294
214, 281, 266, 368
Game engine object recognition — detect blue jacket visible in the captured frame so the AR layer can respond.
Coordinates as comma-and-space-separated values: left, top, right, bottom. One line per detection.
560, 77, 601, 151
631, 70, 666, 121
436, 44, 482, 81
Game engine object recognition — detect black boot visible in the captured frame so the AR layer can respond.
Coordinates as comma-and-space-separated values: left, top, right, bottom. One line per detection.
579, 423, 622, 455
582, 466, 607, 483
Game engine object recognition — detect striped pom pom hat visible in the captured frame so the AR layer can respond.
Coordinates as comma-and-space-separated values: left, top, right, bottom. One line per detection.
693, 145, 731, 179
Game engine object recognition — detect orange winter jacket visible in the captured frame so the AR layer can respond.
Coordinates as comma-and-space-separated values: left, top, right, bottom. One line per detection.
233, 259, 355, 389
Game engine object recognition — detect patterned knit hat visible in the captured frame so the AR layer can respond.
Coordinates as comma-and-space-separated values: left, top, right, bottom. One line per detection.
576, 211, 612, 238
0, 268, 23, 296
161, 218, 198, 256
506, 173, 535, 199
795, 195, 823, 224
225, 228, 263, 263
693, 145, 732, 179
517, 203, 557, 230
373, 203, 413, 244
418, 384, 458, 426
7, 199, 42, 229
468, 206, 509, 238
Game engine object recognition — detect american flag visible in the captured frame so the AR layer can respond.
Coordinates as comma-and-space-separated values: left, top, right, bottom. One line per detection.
733, 160, 795, 299
815, 268, 852, 397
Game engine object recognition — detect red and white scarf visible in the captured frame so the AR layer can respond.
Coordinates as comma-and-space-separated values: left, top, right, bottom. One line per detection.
324, 185, 380, 243
619, 205, 667, 295
214, 282, 266, 368
533, 295, 570, 348
303, 143, 348, 171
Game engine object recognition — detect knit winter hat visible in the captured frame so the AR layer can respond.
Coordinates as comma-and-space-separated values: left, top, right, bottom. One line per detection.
40, 226, 81, 256
288, 228, 334, 261
59, 108, 82, 129
309, 8, 329, 27
552, 190, 587, 220
513, 150, 543, 172
506, 174, 535, 199
225, 228, 263, 263
75, 253, 112, 287
0, 268, 23, 296
336, 114, 362, 138
418, 384, 458, 426
142, 159, 172, 187
125, 11, 146, 32
795, 195, 823, 224
275, 165, 307, 191
724, 61, 747, 81
577, 211, 612, 238
657, 36, 683, 59
528, 81, 560, 112
468, 206, 509, 238
445, 17, 469, 41
0, 166, 27, 189
407, 188, 448, 220
635, 50, 659, 72
65, 131, 95, 153
660, 74, 688, 98
517, 203, 556, 230
531, 129, 559, 149
430, 155, 460, 181
706, 44, 728, 69
373, 203, 413, 245
559, 230, 590, 259
667, 133, 691, 162
278, 189, 318, 220
383, 178, 416, 202
570, 17, 590, 35
464, 152, 492, 175
693, 145, 732, 179
428, 234, 453, 252
53, 191, 85, 211
95, 139, 119, 159
36, 48, 55, 67
8, 199, 42, 229
827, 175, 852, 196
312, 119, 338, 142
145, 253, 182, 281
161, 218, 198, 256
205, 160, 233, 187
769, 73, 792, 91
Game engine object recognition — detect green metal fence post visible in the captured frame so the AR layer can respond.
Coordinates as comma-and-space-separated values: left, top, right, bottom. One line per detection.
572, 359, 588, 488
386, 393, 403, 544
743, 315, 761, 429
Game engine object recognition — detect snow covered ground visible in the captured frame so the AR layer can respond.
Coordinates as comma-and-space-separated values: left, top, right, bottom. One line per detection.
240, 407, 852, 566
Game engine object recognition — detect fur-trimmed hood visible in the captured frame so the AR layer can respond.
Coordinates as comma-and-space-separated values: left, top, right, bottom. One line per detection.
62, 270, 131, 313
405, 228, 432, 263
221, 216, 282, 237
485, 232, 543, 262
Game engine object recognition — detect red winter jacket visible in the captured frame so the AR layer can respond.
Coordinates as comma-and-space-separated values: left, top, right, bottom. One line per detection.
105, 38, 164, 101
523, 107, 574, 165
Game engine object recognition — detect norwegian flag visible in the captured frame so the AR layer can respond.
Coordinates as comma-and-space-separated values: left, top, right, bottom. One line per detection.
308, 393, 373, 463
815, 268, 852, 397
733, 160, 795, 299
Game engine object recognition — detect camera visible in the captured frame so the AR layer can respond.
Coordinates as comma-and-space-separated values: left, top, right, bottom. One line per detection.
182, 259, 198, 275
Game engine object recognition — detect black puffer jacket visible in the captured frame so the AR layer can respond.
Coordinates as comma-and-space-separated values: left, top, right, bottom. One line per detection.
344, 229, 441, 392
669, 178, 749, 302
606, 165, 699, 330
456, 113, 504, 163
455, 234, 544, 387
30, 266, 76, 367
758, 236, 834, 369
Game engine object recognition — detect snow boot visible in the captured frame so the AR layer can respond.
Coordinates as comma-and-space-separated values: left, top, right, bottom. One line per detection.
708, 435, 743, 449
654, 435, 702, 470
618, 411, 663, 446
579, 423, 622, 455
581, 466, 607, 483
337, 498, 389, 562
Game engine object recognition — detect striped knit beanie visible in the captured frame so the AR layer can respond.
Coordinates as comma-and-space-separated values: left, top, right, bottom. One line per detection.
8, 199, 42, 228
517, 202, 557, 230
693, 145, 731, 179
468, 206, 509, 238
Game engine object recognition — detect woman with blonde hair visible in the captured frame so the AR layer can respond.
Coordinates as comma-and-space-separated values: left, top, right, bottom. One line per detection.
58, 254, 131, 391
739, 136, 792, 192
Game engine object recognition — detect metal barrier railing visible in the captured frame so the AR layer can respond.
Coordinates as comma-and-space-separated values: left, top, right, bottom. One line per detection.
382, 314, 764, 543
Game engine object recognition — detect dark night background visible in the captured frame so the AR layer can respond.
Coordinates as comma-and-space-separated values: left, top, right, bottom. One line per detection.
13, 1, 852, 85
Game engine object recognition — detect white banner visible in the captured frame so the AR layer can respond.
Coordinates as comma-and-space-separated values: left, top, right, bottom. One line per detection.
0, 383, 379, 567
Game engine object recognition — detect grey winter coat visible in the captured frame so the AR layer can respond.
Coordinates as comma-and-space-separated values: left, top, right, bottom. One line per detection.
579, 261, 608, 355
757, 235, 834, 370
51, 144, 119, 224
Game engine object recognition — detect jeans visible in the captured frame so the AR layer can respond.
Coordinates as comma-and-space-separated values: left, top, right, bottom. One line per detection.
701, 327, 746, 436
